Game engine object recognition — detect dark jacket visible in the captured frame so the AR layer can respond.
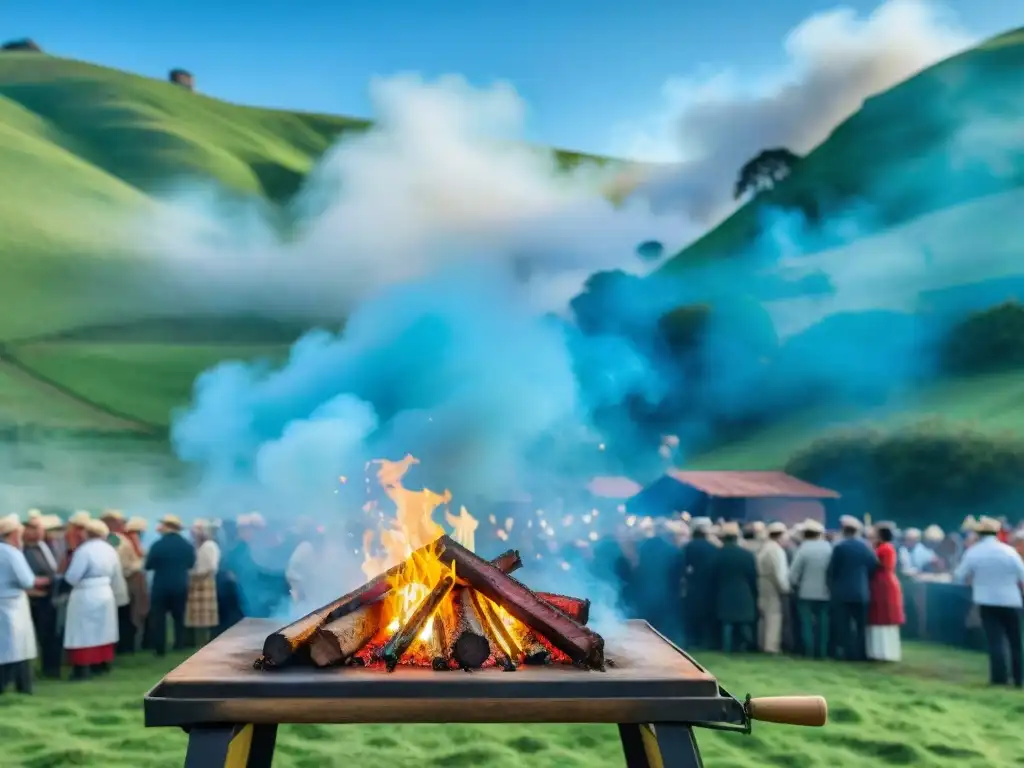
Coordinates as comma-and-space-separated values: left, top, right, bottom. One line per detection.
145, 532, 196, 597
681, 536, 719, 613
827, 537, 879, 604
710, 541, 759, 623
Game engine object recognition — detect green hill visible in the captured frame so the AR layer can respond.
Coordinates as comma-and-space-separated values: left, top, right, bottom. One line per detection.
659, 26, 1024, 271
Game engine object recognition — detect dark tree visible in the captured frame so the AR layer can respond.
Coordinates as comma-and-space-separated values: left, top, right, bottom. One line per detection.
1, 39, 42, 52
734, 148, 801, 200
636, 240, 664, 263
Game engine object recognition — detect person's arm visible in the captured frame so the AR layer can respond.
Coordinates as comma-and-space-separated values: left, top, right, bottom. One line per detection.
773, 546, 790, 593
953, 549, 974, 584
12, 550, 39, 590
64, 547, 88, 587
144, 540, 160, 571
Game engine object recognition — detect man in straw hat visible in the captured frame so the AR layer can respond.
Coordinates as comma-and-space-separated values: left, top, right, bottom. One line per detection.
63, 518, 120, 680
681, 517, 718, 650
121, 518, 149, 652
0, 514, 50, 694
828, 515, 879, 662
954, 516, 1024, 687
185, 520, 220, 646
99, 511, 132, 654
710, 521, 758, 653
21, 513, 62, 679
145, 515, 196, 657
756, 522, 790, 654
740, 521, 766, 555
789, 517, 833, 658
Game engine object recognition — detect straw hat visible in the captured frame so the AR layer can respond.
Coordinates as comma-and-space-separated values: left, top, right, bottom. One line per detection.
26, 509, 42, 521
802, 519, 825, 535
767, 521, 788, 536
923, 524, 944, 542
191, 518, 213, 535
720, 521, 741, 537
975, 516, 1001, 535
960, 515, 978, 532
0, 513, 23, 537
125, 517, 148, 533
69, 510, 91, 527
691, 516, 712, 531
839, 515, 863, 531
744, 520, 766, 536
903, 527, 921, 539
84, 518, 109, 539
40, 514, 64, 531
101, 509, 124, 521
158, 514, 183, 531
246, 512, 266, 528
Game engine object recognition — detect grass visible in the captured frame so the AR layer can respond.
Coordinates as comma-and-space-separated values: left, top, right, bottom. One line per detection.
688, 369, 1024, 470
0, 642, 1019, 767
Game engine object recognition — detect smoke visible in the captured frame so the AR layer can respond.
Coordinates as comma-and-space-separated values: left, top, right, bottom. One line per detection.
139, 74, 689, 318
619, 0, 975, 225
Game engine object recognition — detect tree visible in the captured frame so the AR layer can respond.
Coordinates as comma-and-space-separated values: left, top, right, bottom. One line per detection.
636, 240, 664, 263
734, 148, 801, 200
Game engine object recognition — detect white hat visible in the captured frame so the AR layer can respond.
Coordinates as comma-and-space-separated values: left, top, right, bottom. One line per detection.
0, 514, 23, 537
125, 517, 148, 533
975, 516, 1001, 535
40, 514, 64, 531
802, 519, 825, 535
744, 520, 766, 535
84, 518, 109, 539
923, 524, 944, 542
691, 516, 713, 531
26, 509, 42, 521
961, 515, 978, 532
839, 515, 863, 531
101, 509, 124, 521
904, 527, 921, 539
158, 514, 184, 531
767, 521, 788, 535
245, 512, 266, 528
720, 521, 741, 537
69, 511, 91, 527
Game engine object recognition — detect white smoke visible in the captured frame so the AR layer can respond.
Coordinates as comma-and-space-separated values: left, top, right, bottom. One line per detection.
617, 0, 976, 224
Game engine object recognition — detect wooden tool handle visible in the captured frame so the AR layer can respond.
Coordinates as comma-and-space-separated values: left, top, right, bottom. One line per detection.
747, 696, 828, 727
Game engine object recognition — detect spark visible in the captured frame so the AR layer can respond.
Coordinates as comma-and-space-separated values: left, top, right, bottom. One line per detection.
588, 531, 599, 542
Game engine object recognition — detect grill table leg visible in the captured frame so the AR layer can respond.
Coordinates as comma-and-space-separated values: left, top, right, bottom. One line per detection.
618, 723, 703, 768
184, 724, 278, 768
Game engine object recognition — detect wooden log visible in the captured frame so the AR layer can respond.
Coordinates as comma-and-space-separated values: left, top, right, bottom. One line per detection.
380, 573, 456, 672
520, 631, 551, 665
441, 587, 491, 669
309, 602, 383, 667
470, 589, 523, 660
437, 536, 605, 669
467, 590, 519, 672
261, 543, 520, 666
535, 592, 590, 625
428, 613, 449, 671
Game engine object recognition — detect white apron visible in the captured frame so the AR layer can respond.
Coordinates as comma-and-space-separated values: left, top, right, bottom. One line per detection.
0, 592, 37, 665
64, 576, 119, 649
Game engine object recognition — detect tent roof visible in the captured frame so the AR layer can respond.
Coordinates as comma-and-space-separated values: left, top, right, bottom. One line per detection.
664, 470, 840, 499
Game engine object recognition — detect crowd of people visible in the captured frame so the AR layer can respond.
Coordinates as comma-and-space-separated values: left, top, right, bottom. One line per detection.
1, 502, 1023, 695
597, 513, 1024, 689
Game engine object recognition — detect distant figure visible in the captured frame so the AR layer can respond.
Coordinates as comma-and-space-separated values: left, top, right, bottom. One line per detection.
185, 520, 220, 646
710, 521, 758, 653
828, 516, 879, 661
899, 528, 937, 575
681, 517, 719, 650
756, 522, 790, 654
954, 516, 1024, 687
121, 517, 150, 652
101, 511, 132, 653
866, 522, 905, 662
790, 518, 832, 658
740, 521, 766, 555
0, 514, 48, 694
145, 515, 196, 656
63, 519, 120, 680
21, 515, 61, 678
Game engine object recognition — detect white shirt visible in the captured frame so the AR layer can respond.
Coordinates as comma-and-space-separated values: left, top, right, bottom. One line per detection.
899, 542, 936, 574
192, 540, 221, 576
954, 536, 1024, 608
0, 542, 35, 598
65, 538, 120, 585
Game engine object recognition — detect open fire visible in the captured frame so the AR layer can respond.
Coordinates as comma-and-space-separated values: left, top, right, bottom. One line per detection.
257, 456, 605, 672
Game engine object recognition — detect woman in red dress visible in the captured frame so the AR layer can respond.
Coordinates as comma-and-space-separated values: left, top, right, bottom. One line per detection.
867, 522, 905, 662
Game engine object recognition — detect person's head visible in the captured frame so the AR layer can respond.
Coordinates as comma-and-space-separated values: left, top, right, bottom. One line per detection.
22, 517, 43, 545
83, 519, 109, 541
975, 516, 1001, 539
839, 515, 863, 538
191, 519, 213, 544
101, 509, 125, 534
0, 514, 24, 549
903, 528, 921, 545
801, 519, 825, 541
767, 522, 787, 541
875, 523, 896, 544
158, 515, 184, 536
719, 521, 741, 543
125, 517, 147, 541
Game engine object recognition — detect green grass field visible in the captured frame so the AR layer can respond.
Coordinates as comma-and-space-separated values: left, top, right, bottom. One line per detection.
1, 642, 1019, 768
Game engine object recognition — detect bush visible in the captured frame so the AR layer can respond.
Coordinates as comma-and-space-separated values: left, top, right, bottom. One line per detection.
785, 424, 1024, 529
941, 301, 1024, 374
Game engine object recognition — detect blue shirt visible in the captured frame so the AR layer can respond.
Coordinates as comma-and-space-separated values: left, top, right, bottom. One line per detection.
954, 537, 1024, 608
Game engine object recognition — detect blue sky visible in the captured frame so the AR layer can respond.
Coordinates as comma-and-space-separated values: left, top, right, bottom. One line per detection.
3, 0, 1018, 155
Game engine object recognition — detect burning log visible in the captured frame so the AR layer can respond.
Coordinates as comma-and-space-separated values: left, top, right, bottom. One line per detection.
380, 572, 456, 672
467, 589, 518, 671
309, 602, 383, 668
441, 588, 491, 670
519, 631, 551, 665
261, 544, 522, 666
535, 592, 590, 625
471, 590, 523, 661
437, 536, 605, 670
428, 614, 449, 671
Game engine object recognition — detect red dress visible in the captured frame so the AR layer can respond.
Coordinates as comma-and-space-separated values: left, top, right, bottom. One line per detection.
868, 542, 905, 626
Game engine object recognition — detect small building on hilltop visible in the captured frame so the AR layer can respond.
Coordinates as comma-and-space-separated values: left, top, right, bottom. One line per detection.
169, 68, 195, 90
628, 470, 839, 526
2, 39, 42, 52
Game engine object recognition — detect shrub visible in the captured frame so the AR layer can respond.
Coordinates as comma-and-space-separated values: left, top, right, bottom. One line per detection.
785, 423, 1024, 529
941, 301, 1024, 374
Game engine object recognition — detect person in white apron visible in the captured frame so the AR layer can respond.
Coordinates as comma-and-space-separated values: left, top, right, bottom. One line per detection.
63, 518, 120, 681
0, 514, 49, 694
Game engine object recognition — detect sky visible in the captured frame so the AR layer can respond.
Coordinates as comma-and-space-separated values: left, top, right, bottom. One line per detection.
3, 0, 1018, 158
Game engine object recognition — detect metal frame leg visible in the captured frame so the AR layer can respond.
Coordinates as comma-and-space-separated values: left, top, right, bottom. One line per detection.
619, 723, 703, 768
184, 724, 278, 768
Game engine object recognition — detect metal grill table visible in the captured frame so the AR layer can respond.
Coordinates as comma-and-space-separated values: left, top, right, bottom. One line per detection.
145, 618, 756, 767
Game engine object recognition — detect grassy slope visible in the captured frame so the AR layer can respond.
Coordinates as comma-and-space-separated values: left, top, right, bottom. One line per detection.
2, 643, 1018, 767
659, 26, 1024, 271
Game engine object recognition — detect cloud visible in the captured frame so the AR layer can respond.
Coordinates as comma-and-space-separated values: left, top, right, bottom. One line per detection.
613, 0, 975, 224
139, 74, 690, 318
